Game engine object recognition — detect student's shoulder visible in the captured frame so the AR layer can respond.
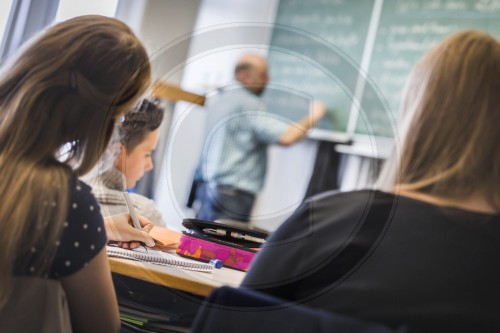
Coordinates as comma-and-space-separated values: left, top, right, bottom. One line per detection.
69, 175, 94, 197
67, 175, 102, 214
272, 190, 397, 245
310, 188, 381, 201
129, 192, 166, 227
129, 192, 155, 208
307, 189, 396, 211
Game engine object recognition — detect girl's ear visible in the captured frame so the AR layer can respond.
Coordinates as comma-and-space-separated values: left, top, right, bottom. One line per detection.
114, 143, 127, 170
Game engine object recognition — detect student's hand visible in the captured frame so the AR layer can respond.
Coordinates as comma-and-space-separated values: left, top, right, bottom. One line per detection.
104, 212, 155, 249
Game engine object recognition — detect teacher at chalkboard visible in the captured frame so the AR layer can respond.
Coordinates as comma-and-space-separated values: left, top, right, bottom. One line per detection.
194, 53, 325, 223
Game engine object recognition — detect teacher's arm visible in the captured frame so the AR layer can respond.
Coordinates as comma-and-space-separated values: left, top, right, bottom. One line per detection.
279, 101, 326, 146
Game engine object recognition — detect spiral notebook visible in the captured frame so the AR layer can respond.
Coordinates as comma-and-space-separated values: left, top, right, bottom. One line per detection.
107, 246, 214, 273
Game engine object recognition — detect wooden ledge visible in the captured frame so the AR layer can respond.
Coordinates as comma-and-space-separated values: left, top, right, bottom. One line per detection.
151, 80, 205, 106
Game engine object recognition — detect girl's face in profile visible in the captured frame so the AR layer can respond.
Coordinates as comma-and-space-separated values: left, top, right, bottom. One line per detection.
116, 128, 159, 189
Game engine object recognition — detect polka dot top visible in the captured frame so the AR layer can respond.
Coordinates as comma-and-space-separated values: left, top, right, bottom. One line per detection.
17, 175, 107, 278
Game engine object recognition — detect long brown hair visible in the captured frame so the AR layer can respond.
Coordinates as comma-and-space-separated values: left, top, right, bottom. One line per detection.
395, 30, 500, 210
0, 15, 151, 307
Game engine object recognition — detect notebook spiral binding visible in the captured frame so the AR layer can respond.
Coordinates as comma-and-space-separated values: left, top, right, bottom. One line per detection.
107, 246, 214, 273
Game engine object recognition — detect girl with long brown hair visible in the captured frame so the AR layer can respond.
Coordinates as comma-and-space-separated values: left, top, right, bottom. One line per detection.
0, 15, 154, 332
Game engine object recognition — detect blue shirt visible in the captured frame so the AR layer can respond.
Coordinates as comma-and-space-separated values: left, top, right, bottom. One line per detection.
200, 85, 289, 194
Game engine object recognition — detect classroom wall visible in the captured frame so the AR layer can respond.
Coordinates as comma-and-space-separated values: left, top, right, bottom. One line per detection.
116, 0, 202, 85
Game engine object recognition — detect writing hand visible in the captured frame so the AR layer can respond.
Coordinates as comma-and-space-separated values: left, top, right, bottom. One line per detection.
104, 212, 155, 249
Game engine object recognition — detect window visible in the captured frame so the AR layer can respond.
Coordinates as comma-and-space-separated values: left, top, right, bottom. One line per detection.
0, 0, 14, 44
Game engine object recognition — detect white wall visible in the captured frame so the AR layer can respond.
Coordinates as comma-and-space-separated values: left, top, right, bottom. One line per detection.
116, 0, 202, 231
116, 0, 202, 85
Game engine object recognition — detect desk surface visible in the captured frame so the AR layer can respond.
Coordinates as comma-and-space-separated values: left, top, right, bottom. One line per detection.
109, 256, 246, 297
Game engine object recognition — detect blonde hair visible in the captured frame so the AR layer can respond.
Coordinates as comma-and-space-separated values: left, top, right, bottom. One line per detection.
391, 30, 500, 210
0, 15, 151, 307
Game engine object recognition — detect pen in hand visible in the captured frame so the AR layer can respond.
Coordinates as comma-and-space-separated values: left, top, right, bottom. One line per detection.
122, 191, 148, 252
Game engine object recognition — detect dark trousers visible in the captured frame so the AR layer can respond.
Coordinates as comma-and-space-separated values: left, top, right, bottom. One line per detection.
195, 183, 255, 222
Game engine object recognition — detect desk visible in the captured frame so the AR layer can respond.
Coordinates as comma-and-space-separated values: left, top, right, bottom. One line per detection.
109, 256, 246, 297
110, 256, 247, 332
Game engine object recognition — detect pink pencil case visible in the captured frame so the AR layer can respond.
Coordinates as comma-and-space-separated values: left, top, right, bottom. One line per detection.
176, 219, 268, 271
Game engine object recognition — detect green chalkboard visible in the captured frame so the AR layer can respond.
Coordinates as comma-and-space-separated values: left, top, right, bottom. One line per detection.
358, 0, 500, 137
263, 0, 375, 136
265, 0, 500, 139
